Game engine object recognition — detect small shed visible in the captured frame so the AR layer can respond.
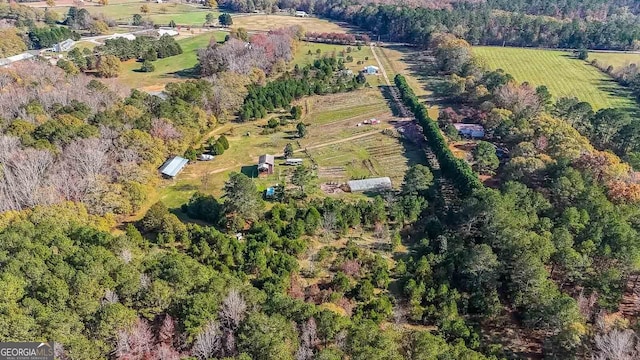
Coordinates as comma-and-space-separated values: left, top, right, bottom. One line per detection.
348, 177, 392, 192
159, 156, 188, 178
258, 154, 275, 175
453, 123, 485, 139
363, 65, 379, 74
54, 39, 74, 52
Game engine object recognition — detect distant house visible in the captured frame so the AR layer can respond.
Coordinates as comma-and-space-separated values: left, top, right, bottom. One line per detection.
348, 177, 392, 192
53, 39, 74, 52
363, 65, 379, 74
295, 10, 308, 17
453, 123, 485, 139
159, 156, 189, 178
258, 154, 275, 175
156, 28, 179, 37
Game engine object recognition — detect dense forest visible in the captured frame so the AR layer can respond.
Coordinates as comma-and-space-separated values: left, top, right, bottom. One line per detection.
392, 32, 640, 358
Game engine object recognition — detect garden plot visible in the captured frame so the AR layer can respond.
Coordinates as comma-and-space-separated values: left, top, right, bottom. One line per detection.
310, 132, 424, 186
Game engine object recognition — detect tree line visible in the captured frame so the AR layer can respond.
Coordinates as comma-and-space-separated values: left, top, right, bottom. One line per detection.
308, 0, 640, 50
395, 74, 481, 195
98, 35, 183, 62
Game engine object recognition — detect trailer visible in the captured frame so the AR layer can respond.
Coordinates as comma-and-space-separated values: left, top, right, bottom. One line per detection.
286, 158, 303, 166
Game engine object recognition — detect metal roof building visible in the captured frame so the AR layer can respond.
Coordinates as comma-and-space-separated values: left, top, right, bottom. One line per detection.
53, 39, 74, 52
348, 177, 392, 192
453, 123, 485, 139
159, 156, 188, 178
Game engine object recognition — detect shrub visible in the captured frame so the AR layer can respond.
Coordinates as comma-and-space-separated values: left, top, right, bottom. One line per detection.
139, 60, 155, 73
267, 118, 279, 128
217, 135, 229, 149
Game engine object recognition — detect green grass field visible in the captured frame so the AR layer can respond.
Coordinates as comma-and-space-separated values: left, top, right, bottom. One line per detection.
474, 46, 638, 112
589, 52, 640, 72
116, 31, 225, 89
52, 0, 216, 26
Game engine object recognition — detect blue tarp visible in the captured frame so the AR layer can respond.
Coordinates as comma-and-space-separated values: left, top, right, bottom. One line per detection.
266, 187, 275, 197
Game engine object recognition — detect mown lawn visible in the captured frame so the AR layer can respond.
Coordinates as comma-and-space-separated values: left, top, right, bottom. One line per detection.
117, 31, 225, 90
474, 46, 638, 112
589, 51, 640, 72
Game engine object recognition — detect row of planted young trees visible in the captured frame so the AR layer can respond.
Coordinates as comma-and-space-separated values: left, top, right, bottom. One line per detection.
394, 74, 482, 196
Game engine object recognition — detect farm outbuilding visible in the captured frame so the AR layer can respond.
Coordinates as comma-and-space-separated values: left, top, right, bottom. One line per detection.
258, 154, 275, 175
363, 65, 379, 74
348, 177, 392, 192
453, 123, 485, 139
53, 39, 74, 52
159, 156, 189, 178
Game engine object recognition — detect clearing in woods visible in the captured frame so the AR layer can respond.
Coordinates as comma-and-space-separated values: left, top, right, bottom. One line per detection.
116, 31, 226, 90
293, 42, 376, 74
473, 46, 638, 112
156, 85, 421, 209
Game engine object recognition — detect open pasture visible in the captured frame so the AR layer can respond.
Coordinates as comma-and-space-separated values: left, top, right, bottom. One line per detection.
155, 87, 416, 207
473, 46, 638, 112
589, 51, 640, 72
232, 14, 346, 33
